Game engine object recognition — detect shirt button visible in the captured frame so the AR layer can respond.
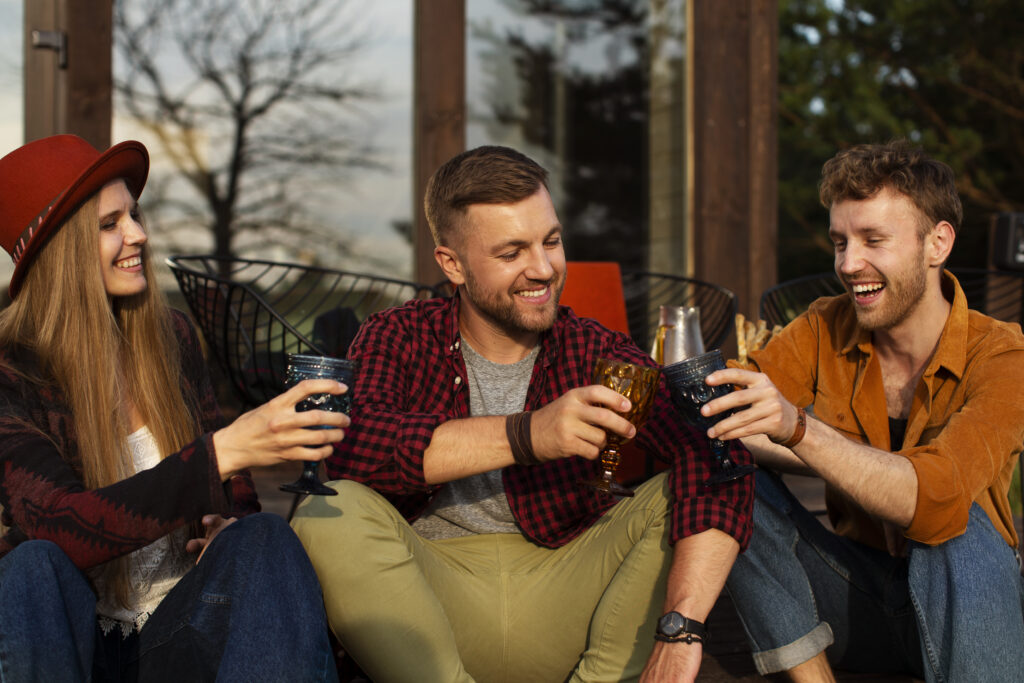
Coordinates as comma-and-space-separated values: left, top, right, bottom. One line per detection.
454, 340, 460, 349
454, 377, 462, 385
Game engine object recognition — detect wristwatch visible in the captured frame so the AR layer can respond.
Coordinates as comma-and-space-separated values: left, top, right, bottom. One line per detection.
655, 611, 708, 644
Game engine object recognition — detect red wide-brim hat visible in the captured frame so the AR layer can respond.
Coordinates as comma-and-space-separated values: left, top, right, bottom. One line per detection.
0, 134, 149, 298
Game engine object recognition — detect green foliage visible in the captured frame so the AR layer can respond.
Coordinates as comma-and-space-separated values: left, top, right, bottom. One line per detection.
778, 0, 1024, 279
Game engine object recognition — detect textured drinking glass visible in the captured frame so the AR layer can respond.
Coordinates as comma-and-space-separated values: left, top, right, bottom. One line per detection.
580, 358, 661, 497
662, 349, 754, 485
279, 354, 355, 496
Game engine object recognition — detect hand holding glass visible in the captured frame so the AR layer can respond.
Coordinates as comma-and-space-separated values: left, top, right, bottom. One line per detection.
279, 353, 355, 496
662, 349, 754, 485
579, 358, 661, 497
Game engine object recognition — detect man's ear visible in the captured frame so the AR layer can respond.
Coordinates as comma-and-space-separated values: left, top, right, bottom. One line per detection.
927, 221, 956, 267
434, 245, 466, 286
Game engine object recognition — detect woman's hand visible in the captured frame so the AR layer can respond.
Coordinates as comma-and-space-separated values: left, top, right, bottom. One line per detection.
212, 379, 349, 479
186, 514, 236, 563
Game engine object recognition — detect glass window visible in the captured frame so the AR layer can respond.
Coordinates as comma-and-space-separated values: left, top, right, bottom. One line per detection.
466, 0, 687, 273
0, 0, 23, 288
112, 0, 415, 280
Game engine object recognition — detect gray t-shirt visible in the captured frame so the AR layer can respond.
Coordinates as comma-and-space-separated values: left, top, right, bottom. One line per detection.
412, 340, 539, 540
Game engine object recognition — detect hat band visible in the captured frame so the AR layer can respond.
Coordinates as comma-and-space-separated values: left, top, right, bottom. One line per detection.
11, 195, 60, 266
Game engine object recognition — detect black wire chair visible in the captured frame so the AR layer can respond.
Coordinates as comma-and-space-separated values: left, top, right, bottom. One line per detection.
620, 269, 738, 352
167, 255, 440, 409
759, 272, 844, 328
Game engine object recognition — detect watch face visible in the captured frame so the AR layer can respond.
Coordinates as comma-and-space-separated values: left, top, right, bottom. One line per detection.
658, 611, 686, 637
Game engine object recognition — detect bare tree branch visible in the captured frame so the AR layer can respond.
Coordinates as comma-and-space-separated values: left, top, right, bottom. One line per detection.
114, 0, 382, 265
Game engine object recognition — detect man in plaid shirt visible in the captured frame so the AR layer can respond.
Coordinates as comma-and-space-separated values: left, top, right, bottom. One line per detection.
292, 146, 753, 682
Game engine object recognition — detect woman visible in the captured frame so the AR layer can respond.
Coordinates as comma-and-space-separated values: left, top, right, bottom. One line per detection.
0, 135, 343, 681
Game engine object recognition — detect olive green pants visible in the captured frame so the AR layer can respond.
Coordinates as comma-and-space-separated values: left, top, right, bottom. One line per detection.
291, 473, 673, 683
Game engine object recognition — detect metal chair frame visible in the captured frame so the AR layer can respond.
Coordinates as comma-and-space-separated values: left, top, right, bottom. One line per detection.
620, 268, 738, 353
167, 255, 439, 409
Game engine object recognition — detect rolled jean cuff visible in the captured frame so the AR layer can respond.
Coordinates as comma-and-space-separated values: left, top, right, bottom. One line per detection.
751, 622, 834, 675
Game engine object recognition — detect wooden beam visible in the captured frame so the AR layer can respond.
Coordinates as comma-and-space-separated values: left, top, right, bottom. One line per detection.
413, 0, 465, 287
23, 0, 112, 148
688, 0, 777, 323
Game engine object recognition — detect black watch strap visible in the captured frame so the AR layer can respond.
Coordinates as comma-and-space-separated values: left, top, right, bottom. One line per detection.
655, 612, 709, 644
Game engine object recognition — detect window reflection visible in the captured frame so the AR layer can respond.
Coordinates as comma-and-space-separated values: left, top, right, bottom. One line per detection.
112, 0, 414, 280
0, 0, 22, 286
467, 0, 687, 273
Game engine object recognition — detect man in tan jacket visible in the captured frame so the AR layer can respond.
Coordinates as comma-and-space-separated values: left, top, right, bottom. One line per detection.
707, 140, 1024, 682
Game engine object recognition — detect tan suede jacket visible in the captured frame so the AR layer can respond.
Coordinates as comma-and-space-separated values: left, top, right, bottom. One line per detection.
745, 272, 1024, 550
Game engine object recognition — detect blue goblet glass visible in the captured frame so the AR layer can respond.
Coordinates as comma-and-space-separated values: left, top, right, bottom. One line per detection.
662, 349, 754, 486
279, 353, 355, 496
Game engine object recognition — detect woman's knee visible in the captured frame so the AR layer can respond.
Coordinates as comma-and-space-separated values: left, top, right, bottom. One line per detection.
211, 512, 309, 563
0, 541, 95, 624
1, 540, 82, 589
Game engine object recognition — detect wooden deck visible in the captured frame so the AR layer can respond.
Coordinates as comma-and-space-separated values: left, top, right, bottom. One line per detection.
253, 465, 932, 682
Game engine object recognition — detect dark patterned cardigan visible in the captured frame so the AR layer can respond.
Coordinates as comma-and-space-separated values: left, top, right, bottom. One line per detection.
0, 310, 259, 569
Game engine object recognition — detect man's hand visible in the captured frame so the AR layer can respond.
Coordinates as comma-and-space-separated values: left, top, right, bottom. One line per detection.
529, 385, 636, 462
882, 521, 908, 557
640, 640, 703, 682
186, 514, 237, 563
701, 367, 800, 445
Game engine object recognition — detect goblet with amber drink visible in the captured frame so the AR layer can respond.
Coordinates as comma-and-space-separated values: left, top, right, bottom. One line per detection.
580, 358, 661, 497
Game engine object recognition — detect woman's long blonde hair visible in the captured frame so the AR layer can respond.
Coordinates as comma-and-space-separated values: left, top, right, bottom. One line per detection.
0, 188, 202, 606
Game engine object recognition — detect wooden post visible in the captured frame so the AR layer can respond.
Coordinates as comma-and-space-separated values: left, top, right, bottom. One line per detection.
23, 0, 112, 149
688, 0, 777, 326
413, 0, 465, 287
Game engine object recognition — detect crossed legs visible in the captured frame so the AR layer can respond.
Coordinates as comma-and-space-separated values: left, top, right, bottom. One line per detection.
291, 474, 674, 683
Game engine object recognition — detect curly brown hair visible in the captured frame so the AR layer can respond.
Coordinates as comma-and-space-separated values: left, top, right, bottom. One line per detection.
424, 146, 549, 248
819, 140, 962, 237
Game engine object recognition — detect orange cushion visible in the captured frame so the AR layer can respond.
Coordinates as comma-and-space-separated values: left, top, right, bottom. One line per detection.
561, 262, 630, 335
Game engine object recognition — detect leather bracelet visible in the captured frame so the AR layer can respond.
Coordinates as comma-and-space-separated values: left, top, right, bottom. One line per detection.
654, 632, 705, 644
772, 406, 807, 449
506, 412, 539, 466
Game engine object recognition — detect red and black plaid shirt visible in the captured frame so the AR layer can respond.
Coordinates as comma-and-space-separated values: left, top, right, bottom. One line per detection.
329, 295, 752, 549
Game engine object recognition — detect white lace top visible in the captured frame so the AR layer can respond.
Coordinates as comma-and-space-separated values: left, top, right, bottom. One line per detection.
94, 426, 194, 637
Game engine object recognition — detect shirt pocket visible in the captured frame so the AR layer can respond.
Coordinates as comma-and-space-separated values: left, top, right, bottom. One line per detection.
812, 391, 865, 442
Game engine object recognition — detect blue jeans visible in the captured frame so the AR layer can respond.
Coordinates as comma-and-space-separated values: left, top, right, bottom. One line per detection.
727, 470, 1024, 683
0, 513, 338, 682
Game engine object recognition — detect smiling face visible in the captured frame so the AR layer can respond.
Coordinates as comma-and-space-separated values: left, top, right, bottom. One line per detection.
438, 186, 566, 347
97, 179, 148, 299
829, 186, 939, 331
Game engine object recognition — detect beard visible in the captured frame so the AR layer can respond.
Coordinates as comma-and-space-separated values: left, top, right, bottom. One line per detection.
461, 268, 565, 336
845, 254, 928, 331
